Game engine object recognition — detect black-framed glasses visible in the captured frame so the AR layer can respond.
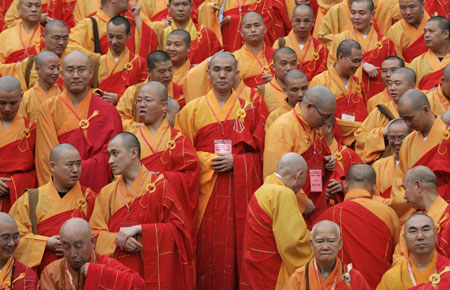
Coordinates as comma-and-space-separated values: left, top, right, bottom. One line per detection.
311, 103, 333, 121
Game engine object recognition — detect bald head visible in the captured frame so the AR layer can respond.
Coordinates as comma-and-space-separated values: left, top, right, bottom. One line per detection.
209, 52, 238, 70
304, 85, 337, 109
60, 218, 91, 238
292, 4, 314, 17
35, 51, 59, 67
141, 81, 168, 102
336, 39, 361, 59
60, 218, 94, 270
405, 165, 438, 189
388, 118, 411, 133
398, 89, 431, 111
311, 220, 341, 240
273, 47, 297, 62
277, 152, 307, 175
391, 67, 416, 84
49, 143, 79, 162
240, 11, 264, 25
346, 164, 376, 193
44, 19, 68, 35
0, 212, 16, 225
168, 29, 191, 47
285, 69, 307, 85
62, 50, 91, 68
110, 132, 141, 159
0, 76, 21, 94
443, 64, 450, 80
166, 96, 180, 127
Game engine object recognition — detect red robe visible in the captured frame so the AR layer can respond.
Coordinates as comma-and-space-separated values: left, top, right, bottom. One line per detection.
425, 0, 450, 18
419, 67, 445, 91
407, 255, 450, 290
188, 23, 223, 65
0, 258, 38, 290
403, 33, 428, 64
47, 0, 76, 28
271, 0, 291, 38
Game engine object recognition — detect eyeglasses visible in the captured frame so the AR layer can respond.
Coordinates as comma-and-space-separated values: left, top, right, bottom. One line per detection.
388, 135, 406, 142
63, 66, 89, 75
136, 97, 154, 105
345, 57, 362, 65
311, 103, 333, 121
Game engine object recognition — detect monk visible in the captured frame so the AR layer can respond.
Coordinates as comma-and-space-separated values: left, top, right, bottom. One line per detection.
35, 50, 123, 193
0, 76, 36, 213
283, 220, 370, 290
92, 16, 147, 105
19, 51, 62, 121
39, 218, 145, 289
258, 47, 297, 113
377, 213, 450, 290
0, 0, 43, 64
162, 0, 222, 65
315, 164, 400, 288
128, 81, 199, 242
391, 89, 450, 222
166, 96, 180, 127
355, 68, 416, 163
241, 153, 313, 290
89, 132, 195, 289
409, 16, 450, 90
426, 64, 450, 115
175, 52, 265, 290
367, 56, 405, 113
273, 5, 328, 81
265, 69, 308, 130
0, 213, 38, 289
116, 50, 184, 131
9, 144, 97, 272
371, 119, 411, 197
264, 85, 336, 225
234, 12, 274, 89
387, 0, 430, 63
165, 29, 192, 87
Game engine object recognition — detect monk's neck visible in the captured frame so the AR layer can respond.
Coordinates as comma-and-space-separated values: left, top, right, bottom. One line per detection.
173, 19, 190, 29
213, 89, 232, 109
123, 164, 142, 191
274, 76, 284, 88
246, 42, 264, 56
21, 20, 39, 33
145, 118, 164, 135
334, 64, 350, 84
317, 259, 336, 280
102, 6, 119, 18
432, 44, 450, 59
325, 134, 333, 146
173, 58, 188, 70
411, 14, 424, 29
53, 179, 72, 194
411, 252, 435, 272
39, 79, 53, 94
1, 118, 13, 130
67, 88, 89, 108
423, 195, 438, 213
111, 49, 126, 60
394, 152, 400, 162
286, 98, 296, 108
356, 24, 371, 36
421, 115, 436, 138
295, 33, 310, 45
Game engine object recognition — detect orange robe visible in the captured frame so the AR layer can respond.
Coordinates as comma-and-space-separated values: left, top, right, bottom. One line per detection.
89, 167, 195, 289
0, 113, 36, 213
409, 50, 450, 90
39, 253, 145, 290
172, 58, 192, 87
427, 85, 450, 116
240, 173, 313, 290
312, 0, 342, 38
35, 90, 123, 192
234, 44, 274, 89
273, 32, 328, 82
262, 77, 287, 113
387, 11, 430, 63
73, 0, 100, 24
19, 81, 62, 121
315, 188, 400, 288
367, 88, 391, 113
372, 154, 397, 197
317, 1, 352, 48
183, 58, 210, 103
265, 100, 291, 130
0, 257, 38, 290
283, 258, 370, 290
9, 180, 96, 272
0, 23, 43, 64
175, 90, 265, 290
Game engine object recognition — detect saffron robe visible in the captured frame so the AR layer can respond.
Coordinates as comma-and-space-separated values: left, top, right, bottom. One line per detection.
0, 113, 36, 212
427, 86, 450, 116
0, 23, 43, 64
19, 81, 62, 121
315, 188, 400, 288
234, 44, 274, 89
386, 11, 430, 63
172, 58, 192, 87
9, 180, 96, 271
240, 173, 313, 290
89, 167, 195, 289
183, 58, 210, 104
372, 154, 397, 197
39, 253, 145, 290
73, 0, 100, 24
409, 50, 450, 90
317, 1, 353, 48
273, 32, 328, 81
175, 89, 265, 290
367, 87, 391, 113
311, 0, 342, 38
0, 257, 38, 290
261, 77, 287, 113
283, 258, 370, 290
35, 90, 123, 192
265, 100, 291, 130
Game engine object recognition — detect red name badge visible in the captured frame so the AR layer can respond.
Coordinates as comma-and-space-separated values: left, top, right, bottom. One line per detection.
341, 111, 356, 122
214, 139, 232, 155
309, 168, 323, 192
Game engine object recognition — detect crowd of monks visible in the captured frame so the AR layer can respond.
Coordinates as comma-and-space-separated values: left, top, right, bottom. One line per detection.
0, 0, 450, 289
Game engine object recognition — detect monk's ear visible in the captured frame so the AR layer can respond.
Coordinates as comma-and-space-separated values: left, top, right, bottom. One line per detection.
343, 180, 348, 193
338, 237, 343, 250
49, 161, 56, 174
410, 82, 416, 89
282, 85, 287, 94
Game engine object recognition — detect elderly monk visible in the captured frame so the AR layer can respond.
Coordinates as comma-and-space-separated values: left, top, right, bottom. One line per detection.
117, 50, 184, 131
0, 0, 43, 64
0, 213, 38, 289
128, 81, 199, 242
264, 85, 336, 225
0, 76, 36, 213
315, 164, 400, 288
390, 89, 450, 222
377, 213, 450, 290
92, 16, 147, 106
258, 47, 297, 113
393, 166, 450, 268
165, 29, 192, 87
161, 0, 221, 65
426, 64, 450, 115
371, 119, 411, 197
175, 52, 265, 290
89, 132, 195, 289
241, 153, 313, 290
409, 17, 450, 90
234, 12, 274, 89
367, 56, 405, 113
35, 50, 122, 193
39, 218, 145, 289
265, 69, 308, 130
387, 0, 430, 63
355, 68, 416, 163
19, 51, 62, 121
284, 220, 370, 290
273, 5, 328, 81
9, 144, 96, 272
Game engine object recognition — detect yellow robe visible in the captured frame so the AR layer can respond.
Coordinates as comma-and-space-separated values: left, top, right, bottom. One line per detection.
234, 44, 272, 88
183, 58, 210, 103
427, 85, 450, 116
0, 22, 42, 64
172, 58, 191, 87
367, 88, 391, 113
262, 77, 287, 113
371, 154, 397, 196
19, 81, 62, 121
130, 118, 171, 159
265, 101, 291, 131
73, 0, 101, 24
4, 0, 47, 28
409, 50, 450, 88
312, 0, 343, 38
317, 1, 352, 48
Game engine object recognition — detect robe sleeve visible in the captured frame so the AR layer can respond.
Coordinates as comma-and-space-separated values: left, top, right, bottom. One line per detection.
354, 126, 386, 163
116, 85, 139, 131
4, 0, 20, 28
282, 267, 304, 290
67, 19, 98, 58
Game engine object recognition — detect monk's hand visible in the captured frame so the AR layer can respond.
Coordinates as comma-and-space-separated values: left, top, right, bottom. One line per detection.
212, 4, 220, 11
304, 199, 316, 215
47, 235, 62, 254
40, 13, 53, 25
326, 179, 343, 197
323, 155, 335, 172
124, 237, 143, 253
261, 73, 273, 84
220, 16, 231, 27
80, 263, 89, 277
116, 225, 142, 249
362, 63, 379, 79
101, 92, 119, 106
0, 177, 11, 196
130, 2, 143, 31
211, 154, 234, 172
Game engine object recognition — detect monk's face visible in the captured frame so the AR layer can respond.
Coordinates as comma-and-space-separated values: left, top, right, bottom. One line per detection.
285, 77, 308, 106
441, 75, 450, 99
240, 15, 266, 45
168, 0, 193, 23
424, 20, 449, 51
398, 101, 427, 132
404, 215, 436, 256
0, 221, 19, 264
207, 56, 237, 94
60, 229, 94, 270
136, 85, 167, 125
61, 54, 93, 95
148, 61, 174, 87
387, 123, 409, 155
304, 99, 335, 129
17, 0, 41, 24
381, 59, 402, 86
50, 149, 82, 190
338, 48, 362, 76
36, 55, 61, 87
107, 138, 136, 176
273, 52, 297, 82
0, 89, 21, 122
387, 73, 414, 103
116, 0, 129, 13
165, 34, 190, 67
291, 8, 314, 39
310, 226, 342, 266
402, 175, 422, 209
44, 26, 69, 58
399, 0, 424, 26
107, 23, 131, 56
350, 1, 374, 33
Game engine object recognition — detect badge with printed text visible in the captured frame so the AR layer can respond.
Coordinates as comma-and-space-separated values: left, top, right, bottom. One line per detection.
214, 139, 232, 155
341, 111, 356, 122
309, 168, 323, 193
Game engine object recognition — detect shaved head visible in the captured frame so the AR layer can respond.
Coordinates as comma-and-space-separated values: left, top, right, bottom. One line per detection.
141, 81, 168, 101
273, 47, 297, 62
147, 50, 172, 71
62, 50, 91, 68
428, 16, 450, 34
352, 0, 374, 11
49, 143, 79, 162
0, 76, 21, 93
347, 164, 376, 193
166, 96, 180, 127
388, 118, 412, 133
398, 89, 430, 111
209, 51, 238, 70
391, 67, 416, 84
241, 11, 264, 25
44, 19, 68, 35
168, 29, 191, 46
336, 39, 361, 59
35, 51, 59, 67
0, 212, 16, 224
277, 152, 307, 175
60, 218, 91, 237
443, 64, 450, 80
110, 132, 141, 159
404, 213, 434, 230
304, 85, 337, 109
441, 110, 450, 125
404, 165, 438, 189
311, 220, 341, 239
292, 4, 314, 17
60, 218, 94, 270
383, 56, 405, 68
285, 69, 307, 85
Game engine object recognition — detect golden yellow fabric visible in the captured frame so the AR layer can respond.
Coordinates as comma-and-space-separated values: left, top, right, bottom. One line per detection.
372, 154, 396, 196
19, 81, 62, 121
116, 82, 143, 132
129, 118, 172, 159
197, 0, 223, 45
374, 0, 401, 35
265, 102, 291, 131
263, 78, 287, 113
183, 58, 210, 103
138, 0, 169, 21
4, 0, 48, 28
73, 0, 100, 24
317, 1, 352, 48
367, 88, 391, 113
173, 58, 191, 87
272, 31, 318, 67
98, 49, 131, 84
427, 86, 450, 116
409, 50, 450, 87
312, 0, 343, 38
0, 112, 30, 148
0, 23, 42, 64
234, 44, 272, 85
161, 18, 199, 50
0, 257, 13, 288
